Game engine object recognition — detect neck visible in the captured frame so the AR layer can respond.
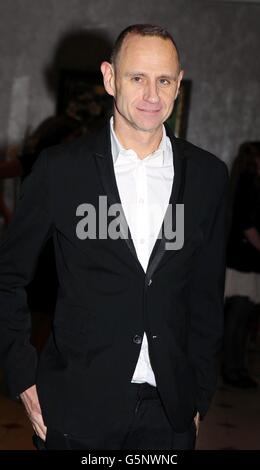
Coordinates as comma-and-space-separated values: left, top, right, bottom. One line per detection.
113, 115, 163, 159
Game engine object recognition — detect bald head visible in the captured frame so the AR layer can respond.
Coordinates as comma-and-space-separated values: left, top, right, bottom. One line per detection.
111, 24, 181, 73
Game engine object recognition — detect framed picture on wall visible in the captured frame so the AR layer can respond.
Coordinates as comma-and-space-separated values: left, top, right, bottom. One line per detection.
166, 79, 192, 139
57, 70, 191, 138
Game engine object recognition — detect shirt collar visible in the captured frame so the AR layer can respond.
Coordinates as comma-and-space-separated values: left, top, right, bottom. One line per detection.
110, 116, 169, 167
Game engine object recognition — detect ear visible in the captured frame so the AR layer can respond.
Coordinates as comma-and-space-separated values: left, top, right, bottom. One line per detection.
175, 69, 184, 100
100, 61, 115, 97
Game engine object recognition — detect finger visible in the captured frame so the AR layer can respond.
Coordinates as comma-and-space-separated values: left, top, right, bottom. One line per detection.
31, 413, 47, 441
34, 427, 47, 441
32, 420, 47, 441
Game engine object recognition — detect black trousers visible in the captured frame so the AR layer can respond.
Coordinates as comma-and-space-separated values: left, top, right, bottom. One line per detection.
33, 383, 196, 450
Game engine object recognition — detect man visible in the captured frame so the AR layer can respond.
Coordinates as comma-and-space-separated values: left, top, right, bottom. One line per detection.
0, 24, 228, 450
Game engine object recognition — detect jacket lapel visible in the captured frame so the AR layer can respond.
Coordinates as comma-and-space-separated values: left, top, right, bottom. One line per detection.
146, 125, 187, 282
92, 123, 140, 268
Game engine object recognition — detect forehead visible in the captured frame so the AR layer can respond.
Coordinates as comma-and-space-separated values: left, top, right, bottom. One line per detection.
117, 34, 179, 73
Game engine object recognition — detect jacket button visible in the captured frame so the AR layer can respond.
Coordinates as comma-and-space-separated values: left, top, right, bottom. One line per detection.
133, 335, 142, 345
148, 279, 152, 286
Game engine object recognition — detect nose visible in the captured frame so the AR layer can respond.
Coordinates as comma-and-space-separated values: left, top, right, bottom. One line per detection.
143, 80, 160, 103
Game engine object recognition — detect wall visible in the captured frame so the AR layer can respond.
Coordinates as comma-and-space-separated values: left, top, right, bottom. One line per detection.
0, 0, 260, 167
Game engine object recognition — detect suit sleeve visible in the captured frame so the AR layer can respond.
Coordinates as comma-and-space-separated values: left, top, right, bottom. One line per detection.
0, 151, 53, 398
188, 162, 229, 418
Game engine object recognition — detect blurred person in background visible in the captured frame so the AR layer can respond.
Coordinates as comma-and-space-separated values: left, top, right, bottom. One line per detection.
223, 142, 260, 388
0, 106, 84, 333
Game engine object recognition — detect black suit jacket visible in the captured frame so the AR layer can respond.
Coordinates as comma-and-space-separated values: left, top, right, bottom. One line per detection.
0, 122, 228, 437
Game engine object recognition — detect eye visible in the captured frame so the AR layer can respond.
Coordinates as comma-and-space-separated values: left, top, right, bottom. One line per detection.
159, 78, 170, 86
132, 76, 143, 83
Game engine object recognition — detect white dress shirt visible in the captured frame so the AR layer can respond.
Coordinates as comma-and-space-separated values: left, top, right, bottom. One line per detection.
110, 117, 174, 386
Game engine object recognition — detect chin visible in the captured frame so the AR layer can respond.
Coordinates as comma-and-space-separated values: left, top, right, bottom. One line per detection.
131, 123, 158, 133
132, 117, 163, 133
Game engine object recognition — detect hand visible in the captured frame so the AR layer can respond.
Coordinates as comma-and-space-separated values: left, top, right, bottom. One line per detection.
194, 412, 200, 437
20, 384, 47, 441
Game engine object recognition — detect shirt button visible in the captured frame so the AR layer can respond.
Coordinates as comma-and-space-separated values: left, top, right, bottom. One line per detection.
133, 335, 142, 345
140, 238, 145, 244
139, 198, 145, 204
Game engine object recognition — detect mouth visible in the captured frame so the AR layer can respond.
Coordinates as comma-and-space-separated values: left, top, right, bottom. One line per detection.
136, 108, 161, 114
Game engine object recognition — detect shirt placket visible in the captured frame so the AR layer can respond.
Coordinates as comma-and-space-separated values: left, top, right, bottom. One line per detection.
135, 159, 149, 272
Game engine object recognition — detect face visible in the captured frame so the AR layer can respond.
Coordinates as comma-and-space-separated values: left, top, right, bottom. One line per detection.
101, 34, 183, 134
